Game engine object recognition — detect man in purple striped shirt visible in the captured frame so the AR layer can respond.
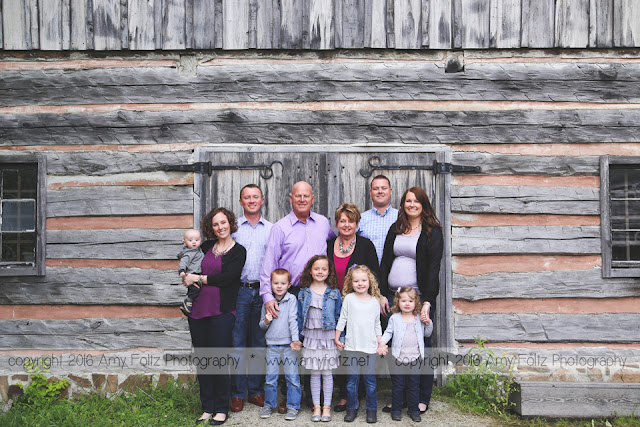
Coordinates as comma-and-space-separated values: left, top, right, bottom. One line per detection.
260, 181, 335, 318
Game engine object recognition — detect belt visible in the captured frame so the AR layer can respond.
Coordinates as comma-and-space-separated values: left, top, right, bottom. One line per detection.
241, 281, 260, 289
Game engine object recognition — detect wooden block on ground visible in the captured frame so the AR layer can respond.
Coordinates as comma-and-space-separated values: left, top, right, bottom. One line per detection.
510, 381, 640, 418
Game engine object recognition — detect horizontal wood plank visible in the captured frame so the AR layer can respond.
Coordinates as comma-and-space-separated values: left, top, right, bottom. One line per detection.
512, 381, 640, 418
47, 229, 184, 259
2, 63, 640, 106
3, 109, 640, 146
45, 150, 192, 175
452, 225, 601, 255
453, 269, 640, 300
1, 331, 190, 350
0, 267, 185, 305
455, 313, 640, 342
47, 186, 193, 217
452, 185, 600, 214
1, 317, 186, 335
451, 152, 600, 176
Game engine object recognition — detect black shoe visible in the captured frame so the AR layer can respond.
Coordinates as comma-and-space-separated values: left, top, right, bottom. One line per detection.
344, 409, 357, 422
409, 413, 421, 422
209, 415, 227, 425
391, 411, 402, 421
334, 402, 347, 412
383, 402, 406, 413
195, 413, 212, 425
366, 410, 377, 423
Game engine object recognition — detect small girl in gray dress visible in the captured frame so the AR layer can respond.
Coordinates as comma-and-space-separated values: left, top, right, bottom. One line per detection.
297, 255, 342, 422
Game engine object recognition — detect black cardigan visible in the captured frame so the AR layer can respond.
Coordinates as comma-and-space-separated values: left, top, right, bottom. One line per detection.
200, 240, 246, 313
326, 234, 381, 282
378, 226, 443, 303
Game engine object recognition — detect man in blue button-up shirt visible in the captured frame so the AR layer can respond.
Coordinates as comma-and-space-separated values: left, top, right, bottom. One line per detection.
357, 174, 398, 317
230, 184, 273, 412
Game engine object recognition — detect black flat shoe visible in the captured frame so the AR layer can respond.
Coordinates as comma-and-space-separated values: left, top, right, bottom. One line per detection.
344, 409, 357, 422
366, 410, 377, 423
334, 403, 347, 412
195, 413, 212, 425
391, 411, 402, 421
409, 413, 422, 422
209, 414, 227, 425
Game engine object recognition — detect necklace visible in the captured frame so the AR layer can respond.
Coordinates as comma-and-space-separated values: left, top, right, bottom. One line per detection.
213, 240, 232, 257
338, 237, 356, 254
405, 224, 422, 235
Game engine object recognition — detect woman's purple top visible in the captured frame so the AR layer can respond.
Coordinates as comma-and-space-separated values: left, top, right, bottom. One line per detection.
190, 248, 223, 319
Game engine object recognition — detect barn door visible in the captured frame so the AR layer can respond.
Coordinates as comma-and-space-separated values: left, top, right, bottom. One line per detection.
194, 146, 452, 353
197, 149, 441, 223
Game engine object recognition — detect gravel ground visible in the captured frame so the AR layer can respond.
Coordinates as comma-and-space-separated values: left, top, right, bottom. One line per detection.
222, 393, 501, 426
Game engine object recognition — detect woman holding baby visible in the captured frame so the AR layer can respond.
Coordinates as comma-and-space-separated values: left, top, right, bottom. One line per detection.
183, 207, 246, 425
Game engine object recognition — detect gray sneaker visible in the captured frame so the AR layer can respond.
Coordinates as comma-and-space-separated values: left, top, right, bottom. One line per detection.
284, 408, 298, 421
260, 406, 273, 419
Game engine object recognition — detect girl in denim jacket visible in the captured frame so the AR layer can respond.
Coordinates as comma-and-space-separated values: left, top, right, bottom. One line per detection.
297, 255, 342, 422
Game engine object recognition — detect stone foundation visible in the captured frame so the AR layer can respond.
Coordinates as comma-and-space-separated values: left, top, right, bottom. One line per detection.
0, 372, 197, 404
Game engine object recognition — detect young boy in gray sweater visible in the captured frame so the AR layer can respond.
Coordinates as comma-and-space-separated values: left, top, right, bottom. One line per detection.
258, 268, 302, 420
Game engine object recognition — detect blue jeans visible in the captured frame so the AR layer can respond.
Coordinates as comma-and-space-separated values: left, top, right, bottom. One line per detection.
345, 351, 377, 411
265, 345, 301, 409
391, 360, 420, 415
231, 287, 266, 399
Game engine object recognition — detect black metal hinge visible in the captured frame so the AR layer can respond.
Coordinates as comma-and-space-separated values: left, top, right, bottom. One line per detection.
433, 162, 481, 175
164, 162, 213, 175
360, 156, 480, 178
163, 160, 283, 179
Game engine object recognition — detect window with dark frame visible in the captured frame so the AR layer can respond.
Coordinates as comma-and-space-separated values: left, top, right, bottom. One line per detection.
601, 156, 640, 278
0, 155, 46, 276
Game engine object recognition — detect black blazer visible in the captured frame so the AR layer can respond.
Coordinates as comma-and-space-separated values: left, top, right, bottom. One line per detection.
379, 226, 443, 303
326, 234, 381, 282
200, 240, 246, 313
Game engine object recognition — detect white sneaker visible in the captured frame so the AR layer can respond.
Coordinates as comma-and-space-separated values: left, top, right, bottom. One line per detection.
285, 408, 298, 421
260, 406, 272, 419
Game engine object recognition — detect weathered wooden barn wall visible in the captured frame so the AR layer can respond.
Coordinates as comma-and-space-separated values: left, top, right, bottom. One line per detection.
1, 48, 639, 387
2, 0, 640, 50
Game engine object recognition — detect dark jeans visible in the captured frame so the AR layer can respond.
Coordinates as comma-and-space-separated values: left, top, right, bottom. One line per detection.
391, 360, 420, 415
384, 291, 436, 407
345, 351, 377, 411
231, 286, 266, 399
188, 312, 235, 415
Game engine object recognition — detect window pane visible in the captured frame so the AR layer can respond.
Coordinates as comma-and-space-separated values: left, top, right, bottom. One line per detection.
1, 200, 36, 231
610, 200, 640, 230
610, 167, 640, 199
2, 168, 38, 199
612, 231, 640, 262
1, 232, 36, 263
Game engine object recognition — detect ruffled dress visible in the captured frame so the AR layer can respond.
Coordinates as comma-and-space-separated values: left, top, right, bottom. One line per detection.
302, 289, 339, 371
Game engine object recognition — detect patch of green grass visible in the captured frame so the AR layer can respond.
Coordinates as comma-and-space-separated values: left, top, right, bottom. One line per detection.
0, 377, 201, 427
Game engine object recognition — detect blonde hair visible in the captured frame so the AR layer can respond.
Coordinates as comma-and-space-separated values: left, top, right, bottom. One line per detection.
334, 202, 361, 224
342, 265, 382, 299
391, 286, 422, 316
